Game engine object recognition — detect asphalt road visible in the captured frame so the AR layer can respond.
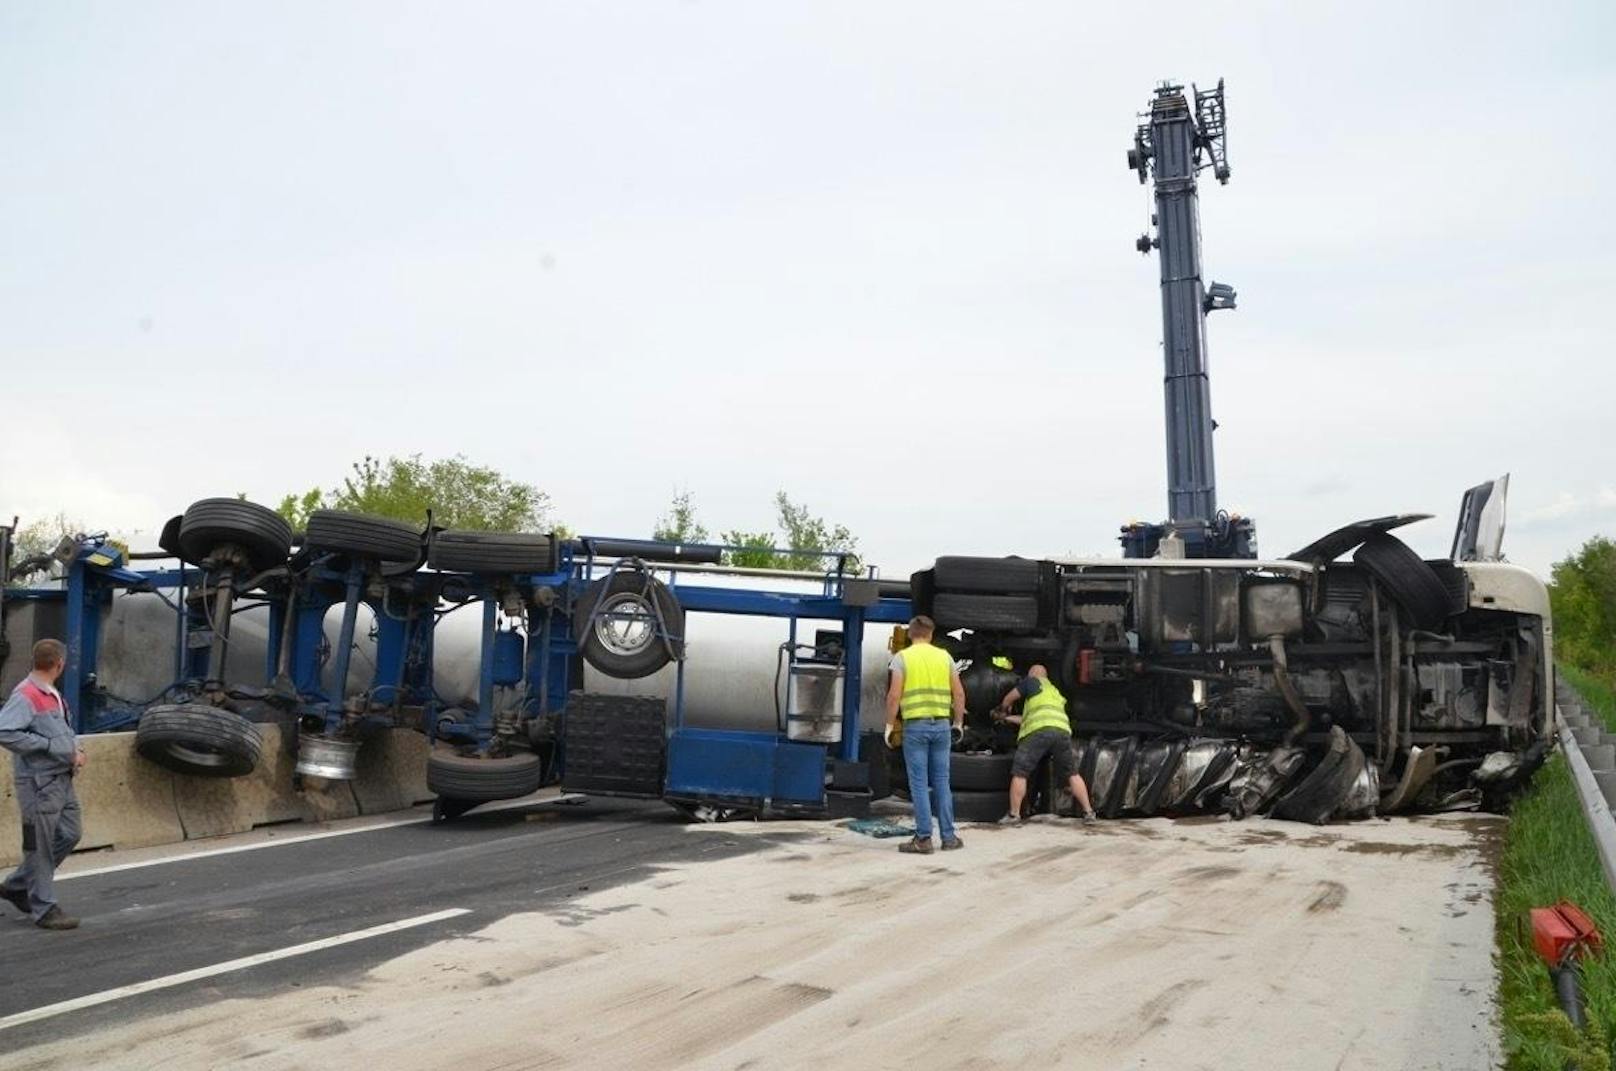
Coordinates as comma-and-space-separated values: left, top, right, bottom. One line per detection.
0, 797, 789, 1054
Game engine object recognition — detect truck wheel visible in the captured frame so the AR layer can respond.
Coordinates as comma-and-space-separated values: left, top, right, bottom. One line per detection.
304, 510, 423, 563
426, 751, 546, 802
1352, 534, 1452, 629
951, 789, 1012, 823
951, 752, 1014, 791
136, 704, 262, 778
429, 530, 557, 574
933, 593, 1039, 631
177, 498, 292, 572
575, 572, 683, 679
933, 556, 1040, 594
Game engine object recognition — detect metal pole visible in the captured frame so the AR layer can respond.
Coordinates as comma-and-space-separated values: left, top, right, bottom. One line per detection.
326, 562, 364, 728
477, 595, 497, 746
839, 608, 865, 762
205, 568, 237, 691
63, 559, 87, 732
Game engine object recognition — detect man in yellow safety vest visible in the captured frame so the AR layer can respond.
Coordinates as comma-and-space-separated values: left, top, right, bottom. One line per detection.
885, 615, 966, 854
992, 664, 1096, 825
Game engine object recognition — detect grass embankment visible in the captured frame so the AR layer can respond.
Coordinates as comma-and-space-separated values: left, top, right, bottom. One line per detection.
1497, 665, 1616, 1069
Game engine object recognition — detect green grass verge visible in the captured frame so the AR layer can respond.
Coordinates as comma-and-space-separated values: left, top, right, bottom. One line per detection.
1497, 669, 1616, 1069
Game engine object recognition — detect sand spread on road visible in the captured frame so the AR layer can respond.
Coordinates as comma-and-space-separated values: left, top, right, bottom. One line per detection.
8, 812, 1499, 1071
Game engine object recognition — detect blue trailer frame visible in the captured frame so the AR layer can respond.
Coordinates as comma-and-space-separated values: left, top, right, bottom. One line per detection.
3, 532, 914, 813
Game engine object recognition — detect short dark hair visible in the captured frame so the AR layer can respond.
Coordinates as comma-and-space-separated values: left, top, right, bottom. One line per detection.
32, 638, 66, 671
908, 615, 935, 638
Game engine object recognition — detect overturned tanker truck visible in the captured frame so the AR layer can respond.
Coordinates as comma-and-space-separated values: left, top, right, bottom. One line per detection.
902, 80, 1552, 824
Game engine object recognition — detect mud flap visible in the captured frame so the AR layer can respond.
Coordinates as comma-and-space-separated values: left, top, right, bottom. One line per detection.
1273, 728, 1368, 825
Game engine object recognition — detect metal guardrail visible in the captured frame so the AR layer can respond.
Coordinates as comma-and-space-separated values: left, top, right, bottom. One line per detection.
1557, 681, 1616, 894
1559, 719, 1616, 895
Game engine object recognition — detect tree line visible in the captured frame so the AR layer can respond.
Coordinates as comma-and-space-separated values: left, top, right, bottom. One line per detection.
1550, 536, 1616, 682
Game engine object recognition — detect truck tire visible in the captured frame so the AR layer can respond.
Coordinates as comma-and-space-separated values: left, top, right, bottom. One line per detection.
933, 593, 1039, 632
136, 704, 262, 778
933, 556, 1040, 595
1352, 534, 1452, 629
951, 789, 1011, 823
575, 572, 684, 679
177, 498, 292, 572
951, 751, 1013, 791
426, 751, 546, 802
909, 569, 936, 616
305, 510, 423, 563
430, 530, 557, 574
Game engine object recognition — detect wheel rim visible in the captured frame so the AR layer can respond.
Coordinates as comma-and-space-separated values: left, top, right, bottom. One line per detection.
592, 592, 657, 657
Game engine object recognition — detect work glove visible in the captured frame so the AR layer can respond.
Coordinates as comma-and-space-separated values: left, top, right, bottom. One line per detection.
951, 724, 965, 744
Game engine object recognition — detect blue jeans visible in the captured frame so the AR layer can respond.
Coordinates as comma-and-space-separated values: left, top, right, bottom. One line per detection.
902, 718, 955, 840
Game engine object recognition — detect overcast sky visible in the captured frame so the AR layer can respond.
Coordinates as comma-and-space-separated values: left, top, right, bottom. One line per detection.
2, 2, 1612, 579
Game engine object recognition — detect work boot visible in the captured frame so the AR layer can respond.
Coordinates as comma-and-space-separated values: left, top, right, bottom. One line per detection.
35, 906, 79, 931
0, 886, 28, 916
941, 835, 965, 851
898, 837, 934, 855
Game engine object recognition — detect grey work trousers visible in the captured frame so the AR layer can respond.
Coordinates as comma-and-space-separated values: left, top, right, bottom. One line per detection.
2, 771, 81, 920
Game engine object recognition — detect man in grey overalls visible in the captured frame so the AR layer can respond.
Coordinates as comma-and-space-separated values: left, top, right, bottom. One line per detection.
0, 638, 84, 929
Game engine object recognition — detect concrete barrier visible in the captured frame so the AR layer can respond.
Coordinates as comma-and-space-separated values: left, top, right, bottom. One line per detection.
0, 732, 187, 868
172, 722, 359, 839
0, 723, 436, 867
350, 729, 435, 815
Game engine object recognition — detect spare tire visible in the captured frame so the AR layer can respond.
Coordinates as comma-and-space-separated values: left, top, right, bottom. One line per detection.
426, 751, 546, 802
177, 498, 292, 572
136, 704, 262, 778
1352, 534, 1452, 629
933, 593, 1039, 632
575, 572, 684, 679
430, 530, 557, 574
933, 556, 1041, 595
304, 510, 423, 563
951, 751, 1014, 791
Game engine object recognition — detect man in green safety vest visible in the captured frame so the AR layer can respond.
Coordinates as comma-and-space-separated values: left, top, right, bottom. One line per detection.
992, 664, 1096, 825
885, 615, 966, 855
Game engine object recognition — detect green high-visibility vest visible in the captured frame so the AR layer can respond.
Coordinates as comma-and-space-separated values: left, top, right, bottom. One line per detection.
897, 642, 954, 720
1018, 678, 1071, 740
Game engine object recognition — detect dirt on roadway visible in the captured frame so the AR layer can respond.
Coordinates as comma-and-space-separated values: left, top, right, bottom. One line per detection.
9, 812, 1500, 1071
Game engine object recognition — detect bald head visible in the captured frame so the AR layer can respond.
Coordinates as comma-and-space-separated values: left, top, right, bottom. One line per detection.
1029, 664, 1049, 680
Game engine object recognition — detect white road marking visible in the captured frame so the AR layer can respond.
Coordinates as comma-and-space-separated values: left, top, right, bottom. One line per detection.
0, 907, 472, 1033
59, 794, 584, 881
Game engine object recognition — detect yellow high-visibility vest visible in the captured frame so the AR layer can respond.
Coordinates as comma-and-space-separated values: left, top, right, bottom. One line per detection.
1018, 678, 1071, 740
897, 642, 954, 720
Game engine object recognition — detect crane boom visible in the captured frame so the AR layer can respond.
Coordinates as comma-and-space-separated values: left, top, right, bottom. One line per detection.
1122, 78, 1255, 559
